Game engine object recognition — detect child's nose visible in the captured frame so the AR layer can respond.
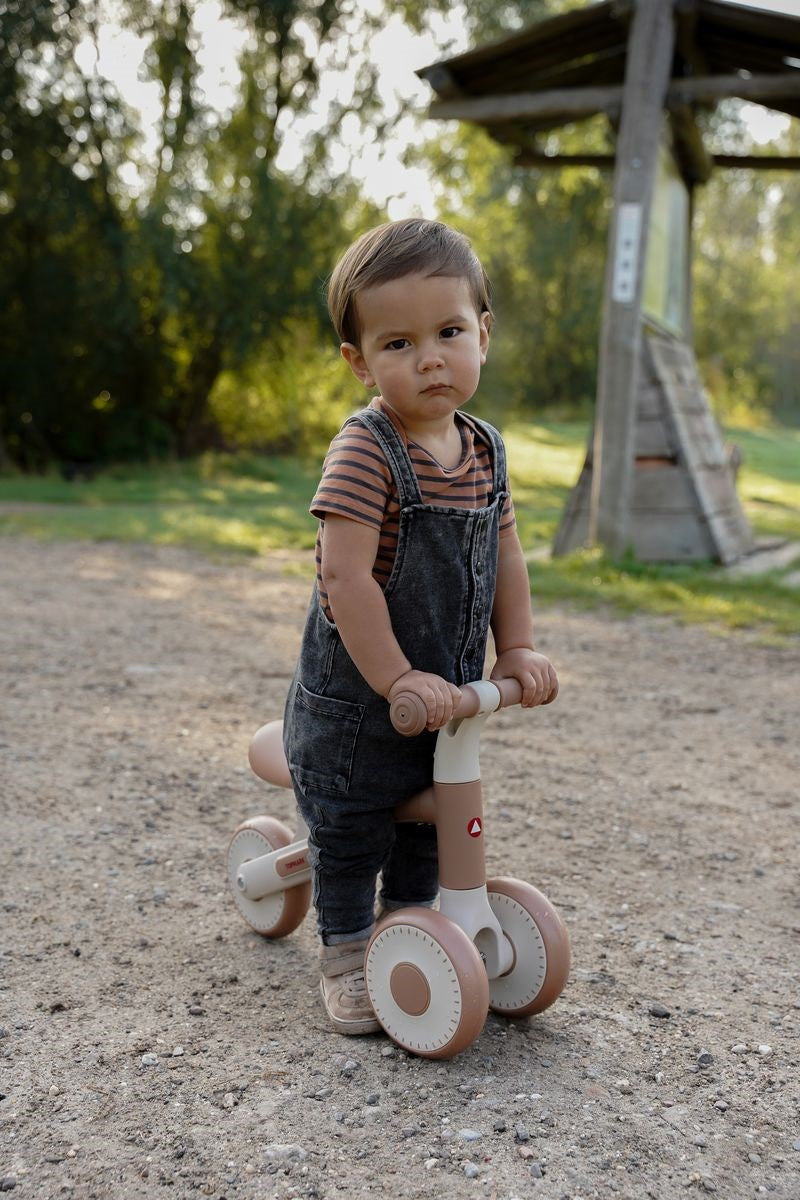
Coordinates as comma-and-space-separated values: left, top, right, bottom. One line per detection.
417, 344, 445, 371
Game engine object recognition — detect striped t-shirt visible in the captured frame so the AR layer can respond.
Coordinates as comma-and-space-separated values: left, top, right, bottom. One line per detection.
311, 399, 516, 620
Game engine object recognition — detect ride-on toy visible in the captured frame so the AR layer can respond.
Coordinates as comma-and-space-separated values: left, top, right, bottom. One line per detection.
227, 678, 571, 1059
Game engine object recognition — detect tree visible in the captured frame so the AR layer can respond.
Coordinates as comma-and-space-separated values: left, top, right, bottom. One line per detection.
0, 0, 381, 467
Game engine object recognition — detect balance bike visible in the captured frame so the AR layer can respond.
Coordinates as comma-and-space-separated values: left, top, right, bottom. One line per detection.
227, 678, 571, 1059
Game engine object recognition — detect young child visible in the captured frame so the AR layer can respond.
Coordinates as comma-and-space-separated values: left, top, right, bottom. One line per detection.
283, 218, 558, 1035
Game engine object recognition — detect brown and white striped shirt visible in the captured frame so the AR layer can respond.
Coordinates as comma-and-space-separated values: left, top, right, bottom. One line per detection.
311, 399, 516, 619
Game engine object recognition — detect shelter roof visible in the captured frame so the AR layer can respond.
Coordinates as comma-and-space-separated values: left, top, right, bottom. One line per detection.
418, 0, 800, 164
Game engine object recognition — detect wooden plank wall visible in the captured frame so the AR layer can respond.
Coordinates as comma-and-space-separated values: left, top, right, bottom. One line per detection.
552, 330, 755, 562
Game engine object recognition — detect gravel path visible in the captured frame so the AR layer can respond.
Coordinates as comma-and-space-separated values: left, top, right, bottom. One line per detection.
1, 538, 798, 1200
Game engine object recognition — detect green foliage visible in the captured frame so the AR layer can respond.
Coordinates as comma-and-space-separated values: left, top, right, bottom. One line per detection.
209, 320, 362, 457
0, 0, 378, 470
693, 132, 800, 424
412, 121, 608, 426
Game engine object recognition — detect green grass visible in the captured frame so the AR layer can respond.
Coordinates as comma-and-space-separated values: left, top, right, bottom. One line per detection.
0, 454, 321, 556
1, 424, 798, 638
503, 421, 800, 640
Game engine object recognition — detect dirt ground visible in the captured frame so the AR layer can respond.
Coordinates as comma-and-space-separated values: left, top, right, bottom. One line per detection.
1, 537, 798, 1200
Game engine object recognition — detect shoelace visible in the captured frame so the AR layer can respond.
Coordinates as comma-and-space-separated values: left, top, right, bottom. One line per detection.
342, 969, 368, 997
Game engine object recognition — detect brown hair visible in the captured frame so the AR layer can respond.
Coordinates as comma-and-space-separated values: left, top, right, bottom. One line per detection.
327, 218, 492, 346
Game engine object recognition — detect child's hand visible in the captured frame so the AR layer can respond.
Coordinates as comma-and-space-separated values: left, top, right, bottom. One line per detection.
387, 670, 462, 732
491, 648, 558, 708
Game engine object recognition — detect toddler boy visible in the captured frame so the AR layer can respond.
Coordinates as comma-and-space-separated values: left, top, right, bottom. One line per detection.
283, 218, 558, 1034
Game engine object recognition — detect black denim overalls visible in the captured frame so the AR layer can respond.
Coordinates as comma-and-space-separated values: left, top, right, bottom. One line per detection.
283, 407, 507, 944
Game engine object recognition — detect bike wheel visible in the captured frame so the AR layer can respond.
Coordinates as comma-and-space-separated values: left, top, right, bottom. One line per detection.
486, 878, 571, 1017
227, 816, 311, 938
365, 909, 489, 1059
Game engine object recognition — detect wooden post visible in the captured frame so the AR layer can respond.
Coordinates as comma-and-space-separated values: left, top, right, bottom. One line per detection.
590, 0, 676, 555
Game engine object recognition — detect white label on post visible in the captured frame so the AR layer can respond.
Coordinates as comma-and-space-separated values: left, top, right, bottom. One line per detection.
612, 202, 642, 304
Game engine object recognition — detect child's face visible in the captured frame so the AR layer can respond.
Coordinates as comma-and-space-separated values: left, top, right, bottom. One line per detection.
341, 273, 490, 434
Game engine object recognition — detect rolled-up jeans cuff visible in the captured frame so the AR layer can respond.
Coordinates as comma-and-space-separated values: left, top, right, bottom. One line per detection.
323, 924, 375, 947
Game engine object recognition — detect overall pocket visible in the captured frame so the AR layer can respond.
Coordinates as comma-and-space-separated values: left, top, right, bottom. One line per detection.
285, 681, 364, 796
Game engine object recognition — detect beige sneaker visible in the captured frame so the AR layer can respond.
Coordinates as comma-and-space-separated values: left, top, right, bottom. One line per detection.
319, 939, 381, 1036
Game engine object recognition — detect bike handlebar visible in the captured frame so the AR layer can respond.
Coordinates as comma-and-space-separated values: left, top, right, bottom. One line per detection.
389, 677, 524, 737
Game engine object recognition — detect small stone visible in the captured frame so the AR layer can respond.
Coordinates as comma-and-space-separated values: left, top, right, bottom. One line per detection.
515, 1124, 530, 1142
365, 1093, 379, 1106
493, 1119, 507, 1133
793, 1139, 800, 1152
463, 1162, 479, 1178
152, 887, 167, 903
756, 1044, 772, 1056
748, 1153, 762, 1164
341, 1058, 359, 1077
380, 1045, 396, 1058
49, 1084, 60, 1096
649, 1003, 671, 1019
697, 1051, 714, 1069
424, 1158, 439, 1170
692, 1136, 708, 1147
731, 1043, 748, 1054
0, 1179, 16, 1192
263, 1144, 306, 1162
701, 1179, 717, 1193
518, 1146, 535, 1160
530, 1162, 544, 1179
401, 1127, 415, 1139
140, 1053, 159, 1067
188, 1005, 204, 1016
714, 1100, 729, 1112
614, 1078, 633, 1095
459, 1129, 481, 1141
223, 1092, 235, 1109
172, 1045, 184, 1057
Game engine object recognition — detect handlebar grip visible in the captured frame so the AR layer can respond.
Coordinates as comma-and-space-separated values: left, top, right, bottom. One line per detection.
389, 678, 525, 737
388, 692, 429, 737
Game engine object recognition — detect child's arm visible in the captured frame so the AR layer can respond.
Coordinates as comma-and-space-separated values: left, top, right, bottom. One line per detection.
321, 514, 462, 730
489, 531, 559, 707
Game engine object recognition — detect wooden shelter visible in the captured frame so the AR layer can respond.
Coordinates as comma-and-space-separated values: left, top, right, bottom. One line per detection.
418, 0, 800, 562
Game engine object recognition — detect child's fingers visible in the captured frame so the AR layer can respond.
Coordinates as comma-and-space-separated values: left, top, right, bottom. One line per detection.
521, 668, 555, 707
424, 679, 461, 730
542, 665, 559, 704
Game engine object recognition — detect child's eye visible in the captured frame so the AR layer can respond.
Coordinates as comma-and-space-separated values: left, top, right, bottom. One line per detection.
440, 326, 461, 339
385, 338, 409, 351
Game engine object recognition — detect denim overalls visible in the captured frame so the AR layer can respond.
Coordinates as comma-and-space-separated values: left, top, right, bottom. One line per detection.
283, 407, 507, 944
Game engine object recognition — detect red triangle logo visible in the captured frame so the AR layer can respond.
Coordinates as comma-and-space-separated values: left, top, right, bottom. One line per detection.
468, 818, 482, 838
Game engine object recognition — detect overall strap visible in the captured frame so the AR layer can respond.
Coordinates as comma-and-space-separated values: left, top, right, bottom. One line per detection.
466, 413, 507, 494
345, 408, 423, 507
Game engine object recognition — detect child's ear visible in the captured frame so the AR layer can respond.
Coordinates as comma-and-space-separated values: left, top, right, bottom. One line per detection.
479, 312, 491, 364
341, 343, 375, 388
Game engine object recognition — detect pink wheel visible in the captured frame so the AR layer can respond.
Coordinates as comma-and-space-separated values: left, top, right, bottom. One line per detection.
486, 878, 571, 1017
365, 909, 489, 1059
227, 816, 311, 938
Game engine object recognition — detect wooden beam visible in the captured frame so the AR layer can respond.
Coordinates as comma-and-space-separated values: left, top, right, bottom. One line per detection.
590, 0, 677, 559
669, 104, 713, 184
668, 72, 800, 105
514, 151, 800, 171
420, 65, 464, 101
713, 154, 800, 170
674, 0, 711, 77
426, 73, 800, 129
428, 84, 624, 126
